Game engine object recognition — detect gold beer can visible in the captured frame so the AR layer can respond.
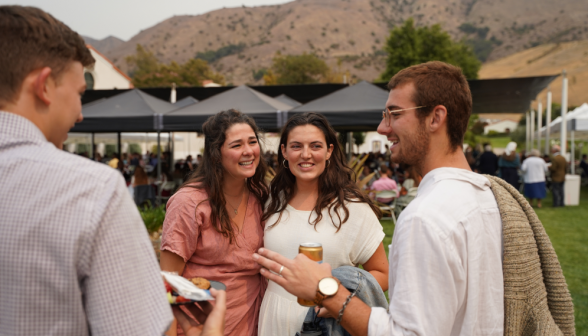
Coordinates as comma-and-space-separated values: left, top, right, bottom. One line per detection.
297, 243, 323, 307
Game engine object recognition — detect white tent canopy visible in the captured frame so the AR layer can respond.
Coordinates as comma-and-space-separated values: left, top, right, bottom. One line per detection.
539, 103, 588, 140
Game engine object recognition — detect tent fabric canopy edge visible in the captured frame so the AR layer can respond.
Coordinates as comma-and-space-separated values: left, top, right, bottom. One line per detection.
73, 75, 560, 133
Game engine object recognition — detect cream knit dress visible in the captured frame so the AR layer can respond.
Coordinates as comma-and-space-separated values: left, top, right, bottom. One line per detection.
258, 202, 385, 336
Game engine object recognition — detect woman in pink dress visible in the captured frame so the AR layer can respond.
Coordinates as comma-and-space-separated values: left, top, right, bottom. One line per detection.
160, 110, 269, 336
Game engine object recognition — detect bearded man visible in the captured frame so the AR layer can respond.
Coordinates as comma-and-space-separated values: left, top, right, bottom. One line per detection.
254, 61, 504, 335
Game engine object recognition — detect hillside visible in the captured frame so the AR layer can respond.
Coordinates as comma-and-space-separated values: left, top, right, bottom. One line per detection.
480, 40, 588, 108
83, 35, 125, 55
97, 0, 588, 85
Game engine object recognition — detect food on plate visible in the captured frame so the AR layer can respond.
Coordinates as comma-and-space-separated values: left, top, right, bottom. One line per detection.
162, 274, 213, 304
190, 277, 211, 290
167, 292, 175, 304
175, 295, 192, 303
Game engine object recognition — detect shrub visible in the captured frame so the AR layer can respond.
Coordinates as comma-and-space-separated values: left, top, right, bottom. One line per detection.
129, 143, 142, 155
195, 43, 246, 63
139, 204, 166, 233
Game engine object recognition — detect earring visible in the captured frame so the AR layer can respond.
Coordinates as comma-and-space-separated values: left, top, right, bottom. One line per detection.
326, 159, 330, 167
283, 159, 289, 169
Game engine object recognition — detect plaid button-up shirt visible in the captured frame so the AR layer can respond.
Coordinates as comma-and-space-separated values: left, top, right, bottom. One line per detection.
0, 111, 172, 335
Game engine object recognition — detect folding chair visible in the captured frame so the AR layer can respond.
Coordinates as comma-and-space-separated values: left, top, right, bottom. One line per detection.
395, 187, 418, 218
375, 189, 398, 224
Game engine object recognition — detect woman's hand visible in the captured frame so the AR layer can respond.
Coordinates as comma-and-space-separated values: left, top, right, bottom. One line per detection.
253, 248, 332, 301
172, 288, 226, 336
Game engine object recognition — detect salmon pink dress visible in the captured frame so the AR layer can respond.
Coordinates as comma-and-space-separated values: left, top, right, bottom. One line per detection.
161, 187, 266, 336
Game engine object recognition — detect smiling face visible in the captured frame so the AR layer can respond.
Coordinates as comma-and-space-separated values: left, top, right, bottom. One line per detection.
281, 124, 334, 185
220, 123, 261, 180
377, 82, 430, 167
47, 61, 86, 147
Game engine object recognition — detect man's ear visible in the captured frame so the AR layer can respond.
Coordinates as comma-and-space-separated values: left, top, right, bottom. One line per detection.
34, 67, 53, 106
429, 105, 448, 133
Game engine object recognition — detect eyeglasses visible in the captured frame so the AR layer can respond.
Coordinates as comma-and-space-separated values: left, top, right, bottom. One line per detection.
382, 106, 428, 127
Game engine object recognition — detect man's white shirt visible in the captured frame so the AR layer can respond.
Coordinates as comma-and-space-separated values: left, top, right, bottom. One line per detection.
369, 168, 504, 336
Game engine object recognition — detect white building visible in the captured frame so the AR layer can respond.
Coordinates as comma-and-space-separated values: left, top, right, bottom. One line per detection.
357, 132, 389, 153
84, 45, 133, 90
484, 119, 519, 134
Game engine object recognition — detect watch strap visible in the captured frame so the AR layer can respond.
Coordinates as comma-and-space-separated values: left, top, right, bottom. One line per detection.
314, 277, 341, 307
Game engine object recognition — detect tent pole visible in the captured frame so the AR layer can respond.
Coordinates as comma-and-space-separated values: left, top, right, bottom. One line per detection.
525, 111, 530, 153
546, 90, 552, 155
117, 132, 122, 158
170, 132, 174, 170
347, 132, 352, 162
168, 132, 172, 169
157, 130, 162, 205
571, 130, 575, 175
530, 109, 535, 150
91, 132, 95, 160
537, 101, 542, 152
561, 70, 568, 156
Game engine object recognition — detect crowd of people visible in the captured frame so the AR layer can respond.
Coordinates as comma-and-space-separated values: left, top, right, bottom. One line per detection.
0, 6, 577, 336
465, 140, 575, 208
86, 129, 585, 213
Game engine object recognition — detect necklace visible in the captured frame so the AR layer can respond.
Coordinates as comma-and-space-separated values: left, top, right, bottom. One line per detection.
225, 190, 244, 215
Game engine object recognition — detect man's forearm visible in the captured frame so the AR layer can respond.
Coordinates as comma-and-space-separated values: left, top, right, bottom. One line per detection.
322, 285, 371, 336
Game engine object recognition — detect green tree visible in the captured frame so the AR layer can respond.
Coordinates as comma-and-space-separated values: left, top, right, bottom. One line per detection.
463, 114, 480, 148
126, 45, 225, 88
338, 132, 366, 153
266, 52, 330, 85
125, 45, 163, 87
378, 18, 481, 81
353, 132, 366, 148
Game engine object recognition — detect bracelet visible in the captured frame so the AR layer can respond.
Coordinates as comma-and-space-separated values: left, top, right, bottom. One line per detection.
336, 291, 356, 324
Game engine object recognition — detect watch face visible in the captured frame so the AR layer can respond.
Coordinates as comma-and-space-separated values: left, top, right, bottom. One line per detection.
318, 278, 339, 296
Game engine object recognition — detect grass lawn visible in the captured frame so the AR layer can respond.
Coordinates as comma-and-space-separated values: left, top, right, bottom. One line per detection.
380, 185, 588, 335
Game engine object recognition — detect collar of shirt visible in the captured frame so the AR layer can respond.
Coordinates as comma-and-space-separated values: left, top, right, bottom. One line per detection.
418, 167, 490, 195
0, 111, 48, 146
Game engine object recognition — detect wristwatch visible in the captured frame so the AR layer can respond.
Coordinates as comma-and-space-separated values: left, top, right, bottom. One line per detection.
314, 277, 341, 306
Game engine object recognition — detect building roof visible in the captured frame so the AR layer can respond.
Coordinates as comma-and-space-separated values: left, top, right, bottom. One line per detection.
86, 44, 132, 84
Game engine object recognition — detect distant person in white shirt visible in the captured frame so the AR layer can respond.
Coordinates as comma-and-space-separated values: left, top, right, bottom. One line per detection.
253, 61, 504, 336
521, 149, 548, 208
0, 6, 224, 336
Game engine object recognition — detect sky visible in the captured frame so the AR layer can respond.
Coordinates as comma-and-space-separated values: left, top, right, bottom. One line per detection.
1, 0, 293, 40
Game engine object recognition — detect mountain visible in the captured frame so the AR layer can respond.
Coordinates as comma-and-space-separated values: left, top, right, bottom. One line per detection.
480, 40, 588, 108
83, 35, 126, 55
103, 0, 588, 85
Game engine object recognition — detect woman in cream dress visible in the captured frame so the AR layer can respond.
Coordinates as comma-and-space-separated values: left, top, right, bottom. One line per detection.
258, 113, 388, 336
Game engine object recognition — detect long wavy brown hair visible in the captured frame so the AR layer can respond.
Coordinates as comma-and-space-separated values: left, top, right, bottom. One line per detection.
180, 110, 269, 243
263, 112, 381, 230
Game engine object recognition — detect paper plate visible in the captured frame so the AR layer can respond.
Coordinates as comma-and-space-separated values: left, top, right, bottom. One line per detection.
171, 281, 226, 305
